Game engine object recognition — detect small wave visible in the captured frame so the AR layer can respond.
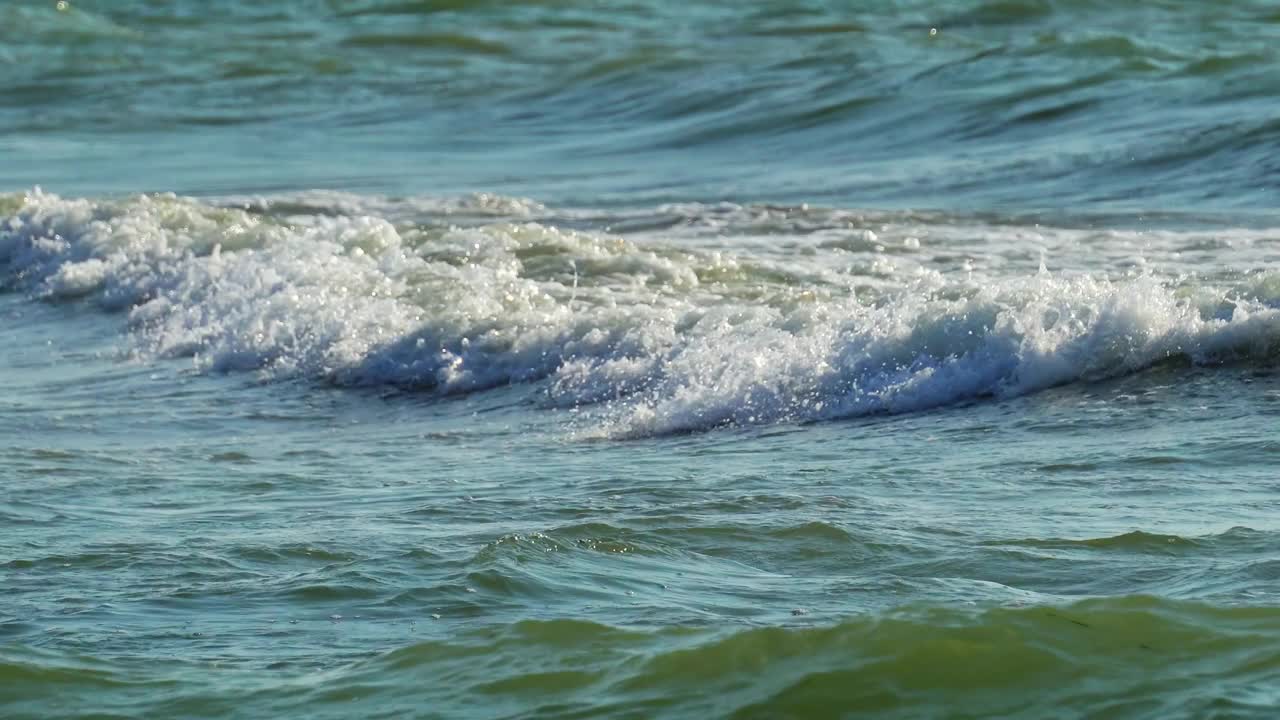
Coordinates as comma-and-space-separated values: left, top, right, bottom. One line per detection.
989, 527, 1274, 554
4, 190, 1280, 438
9, 596, 1273, 718
990, 530, 1203, 553
600, 598, 1280, 717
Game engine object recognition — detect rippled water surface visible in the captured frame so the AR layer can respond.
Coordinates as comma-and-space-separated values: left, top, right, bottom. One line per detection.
3, 1, 1280, 718
5, 0, 1280, 208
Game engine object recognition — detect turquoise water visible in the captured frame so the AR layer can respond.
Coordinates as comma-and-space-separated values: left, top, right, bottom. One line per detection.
3, 1, 1280, 718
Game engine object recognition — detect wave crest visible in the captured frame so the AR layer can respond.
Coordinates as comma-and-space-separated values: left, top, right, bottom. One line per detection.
4, 190, 1279, 437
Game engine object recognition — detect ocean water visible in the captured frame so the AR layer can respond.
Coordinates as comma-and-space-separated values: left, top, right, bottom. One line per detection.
3, 1, 1280, 718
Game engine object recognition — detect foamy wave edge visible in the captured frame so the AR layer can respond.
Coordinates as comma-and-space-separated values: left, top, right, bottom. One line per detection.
3, 189, 1278, 438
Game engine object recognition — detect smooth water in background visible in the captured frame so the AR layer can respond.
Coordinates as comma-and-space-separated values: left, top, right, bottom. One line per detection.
3, 1, 1280, 718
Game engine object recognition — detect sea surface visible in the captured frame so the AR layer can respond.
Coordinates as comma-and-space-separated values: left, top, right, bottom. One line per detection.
3, 1, 1280, 718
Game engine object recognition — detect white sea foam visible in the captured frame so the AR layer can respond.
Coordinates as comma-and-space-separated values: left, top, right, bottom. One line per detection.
593, 274, 1280, 438
3, 189, 1278, 437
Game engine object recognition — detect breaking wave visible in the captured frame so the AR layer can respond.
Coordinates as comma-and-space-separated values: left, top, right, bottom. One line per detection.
3, 189, 1278, 437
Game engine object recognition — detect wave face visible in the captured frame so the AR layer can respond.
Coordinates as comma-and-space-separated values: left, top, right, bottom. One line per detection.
4, 189, 1278, 437
3, 0, 1280, 207
4, 597, 1280, 719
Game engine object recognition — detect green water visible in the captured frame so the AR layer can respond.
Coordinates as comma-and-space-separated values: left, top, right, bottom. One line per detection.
4, 1, 1280, 717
